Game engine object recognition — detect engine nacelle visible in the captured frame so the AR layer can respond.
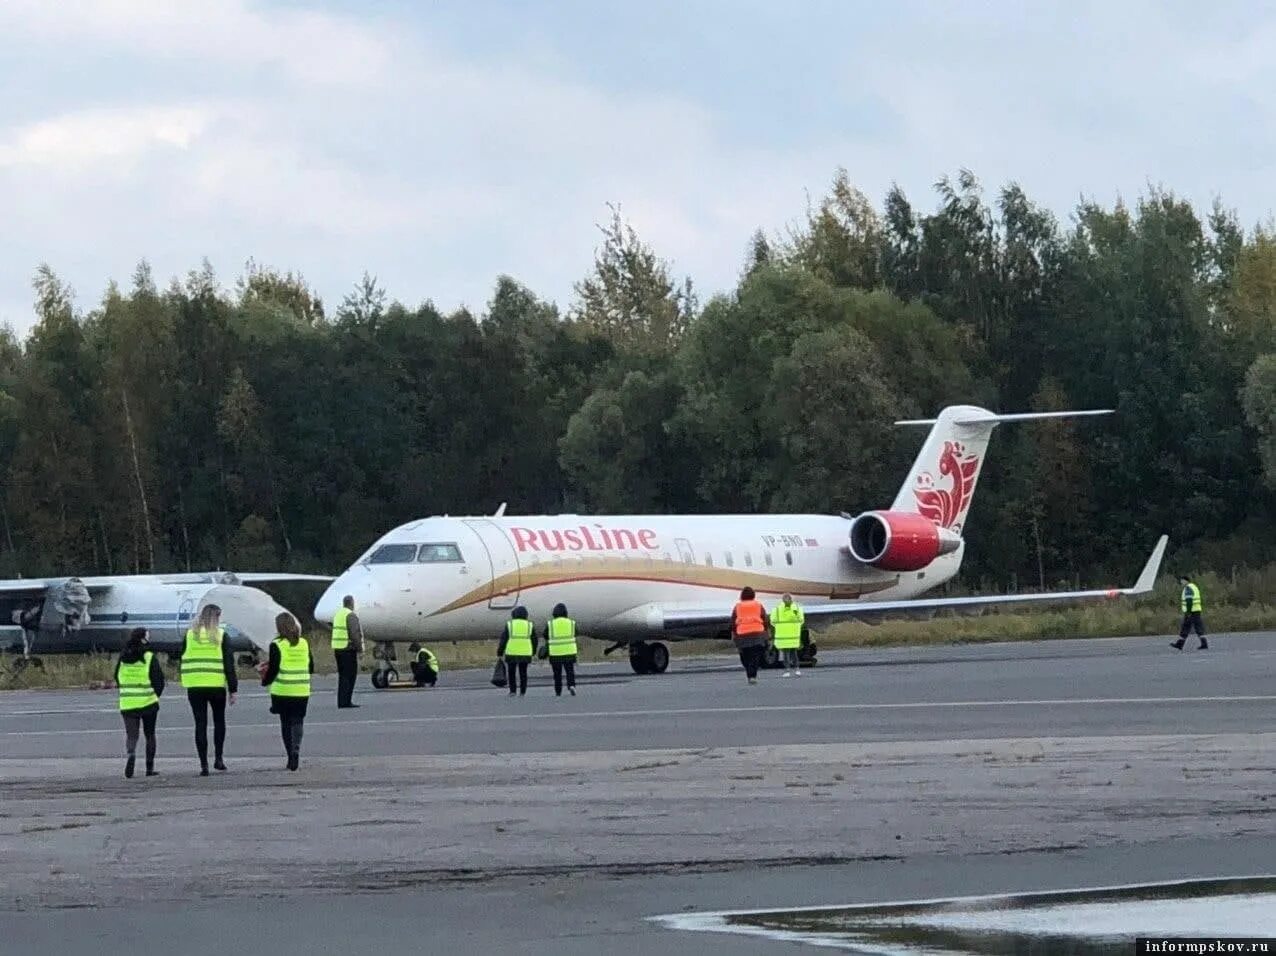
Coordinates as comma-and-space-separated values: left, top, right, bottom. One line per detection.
848, 511, 962, 572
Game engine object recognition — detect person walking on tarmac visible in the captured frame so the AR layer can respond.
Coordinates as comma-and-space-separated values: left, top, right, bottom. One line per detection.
409, 643, 439, 687
261, 612, 313, 771
116, 627, 164, 779
331, 595, 364, 709
498, 606, 535, 696
772, 593, 805, 677
545, 603, 578, 697
1172, 574, 1208, 650
180, 604, 237, 776
731, 587, 770, 685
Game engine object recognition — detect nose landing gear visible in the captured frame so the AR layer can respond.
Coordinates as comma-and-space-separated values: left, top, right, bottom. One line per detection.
370, 641, 399, 689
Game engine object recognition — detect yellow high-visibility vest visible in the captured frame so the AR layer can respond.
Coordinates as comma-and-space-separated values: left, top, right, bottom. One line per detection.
180, 628, 226, 689
330, 607, 351, 650
546, 617, 578, 657
772, 602, 804, 650
505, 619, 534, 657
1181, 584, 1202, 613
271, 637, 311, 698
118, 652, 159, 712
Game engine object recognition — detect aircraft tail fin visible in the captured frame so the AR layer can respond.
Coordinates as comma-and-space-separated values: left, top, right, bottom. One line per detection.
890, 405, 1112, 534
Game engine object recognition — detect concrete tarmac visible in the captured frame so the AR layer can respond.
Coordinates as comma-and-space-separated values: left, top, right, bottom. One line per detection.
2, 632, 1274, 954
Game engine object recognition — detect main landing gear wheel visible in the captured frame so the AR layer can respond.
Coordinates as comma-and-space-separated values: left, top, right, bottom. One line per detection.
629, 642, 670, 675
370, 667, 398, 690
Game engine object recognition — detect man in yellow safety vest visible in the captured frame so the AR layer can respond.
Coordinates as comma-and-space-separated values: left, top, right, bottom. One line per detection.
1171, 575, 1207, 651
772, 593, 805, 677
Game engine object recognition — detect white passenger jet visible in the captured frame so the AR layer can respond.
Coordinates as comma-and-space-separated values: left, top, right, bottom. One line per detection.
0, 571, 332, 668
314, 406, 1167, 680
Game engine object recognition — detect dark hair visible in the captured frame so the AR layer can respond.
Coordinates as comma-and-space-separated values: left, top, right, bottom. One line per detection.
552, 603, 568, 617
1178, 574, 1192, 582
275, 612, 301, 640
342, 595, 355, 608
408, 642, 421, 652
740, 586, 755, 601
126, 627, 148, 650
512, 606, 528, 619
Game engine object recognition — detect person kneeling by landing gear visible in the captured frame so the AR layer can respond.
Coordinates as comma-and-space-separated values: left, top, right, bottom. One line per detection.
409, 643, 439, 687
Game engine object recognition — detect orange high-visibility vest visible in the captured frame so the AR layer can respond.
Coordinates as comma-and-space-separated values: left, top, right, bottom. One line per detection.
733, 600, 766, 637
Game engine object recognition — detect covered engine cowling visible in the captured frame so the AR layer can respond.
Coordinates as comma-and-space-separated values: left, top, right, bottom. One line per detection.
848, 511, 962, 571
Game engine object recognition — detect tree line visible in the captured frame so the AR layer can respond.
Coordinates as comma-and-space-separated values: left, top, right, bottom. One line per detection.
4, 172, 1276, 589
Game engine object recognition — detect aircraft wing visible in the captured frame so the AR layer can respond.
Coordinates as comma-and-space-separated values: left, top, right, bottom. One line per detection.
660, 535, 1167, 632
0, 578, 115, 597
226, 573, 335, 583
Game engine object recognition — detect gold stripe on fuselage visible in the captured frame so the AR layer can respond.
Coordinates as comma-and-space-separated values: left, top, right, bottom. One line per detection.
429, 557, 898, 617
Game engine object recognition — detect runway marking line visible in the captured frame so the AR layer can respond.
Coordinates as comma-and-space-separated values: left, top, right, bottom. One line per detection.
2, 693, 1275, 737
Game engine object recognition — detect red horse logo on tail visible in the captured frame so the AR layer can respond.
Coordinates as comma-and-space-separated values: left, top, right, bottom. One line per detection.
913, 441, 981, 530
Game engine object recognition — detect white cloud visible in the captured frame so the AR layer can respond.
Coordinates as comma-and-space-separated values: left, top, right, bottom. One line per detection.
0, 0, 390, 87
0, 106, 212, 172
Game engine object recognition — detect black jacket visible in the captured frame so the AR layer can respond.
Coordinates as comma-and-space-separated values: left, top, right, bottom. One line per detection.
114, 647, 165, 698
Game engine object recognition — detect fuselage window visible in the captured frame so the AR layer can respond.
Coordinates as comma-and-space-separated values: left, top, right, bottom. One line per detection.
368, 543, 418, 564
418, 542, 463, 563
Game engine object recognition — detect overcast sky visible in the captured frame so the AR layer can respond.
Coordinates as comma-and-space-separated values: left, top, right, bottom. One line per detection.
1, 0, 1273, 335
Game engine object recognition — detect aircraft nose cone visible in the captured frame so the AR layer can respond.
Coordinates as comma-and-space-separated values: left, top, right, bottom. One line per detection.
315, 569, 386, 630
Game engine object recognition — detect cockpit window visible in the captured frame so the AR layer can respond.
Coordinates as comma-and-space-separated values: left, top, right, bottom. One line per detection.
367, 544, 419, 564
418, 543, 463, 563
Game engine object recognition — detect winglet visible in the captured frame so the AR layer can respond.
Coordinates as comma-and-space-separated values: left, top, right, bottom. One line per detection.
494, 502, 507, 517
1125, 535, 1168, 595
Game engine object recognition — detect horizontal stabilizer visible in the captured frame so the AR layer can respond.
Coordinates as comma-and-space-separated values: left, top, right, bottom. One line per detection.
896, 409, 1113, 426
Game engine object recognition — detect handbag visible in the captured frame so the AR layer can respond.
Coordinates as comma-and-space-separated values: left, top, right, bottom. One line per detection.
490, 660, 507, 688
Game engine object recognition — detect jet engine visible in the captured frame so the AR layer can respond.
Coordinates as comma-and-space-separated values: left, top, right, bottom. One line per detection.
848, 511, 961, 572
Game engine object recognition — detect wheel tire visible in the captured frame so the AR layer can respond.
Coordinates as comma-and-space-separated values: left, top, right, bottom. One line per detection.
799, 641, 818, 664
763, 645, 781, 669
629, 645, 651, 675
370, 670, 388, 690
648, 642, 670, 674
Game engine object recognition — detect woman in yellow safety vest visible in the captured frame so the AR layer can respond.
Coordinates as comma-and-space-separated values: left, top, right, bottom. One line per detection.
260, 612, 313, 772
180, 604, 238, 776
115, 627, 165, 779
498, 606, 535, 696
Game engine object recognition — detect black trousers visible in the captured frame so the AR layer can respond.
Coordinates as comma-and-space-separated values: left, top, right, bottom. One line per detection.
737, 644, 765, 679
1179, 612, 1206, 639
273, 696, 308, 758
335, 649, 358, 706
505, 657, 529, 694
187, 689, 226, 766
122, 703, 158, 768
411, 662, 438, 687
550, 656, 576, 695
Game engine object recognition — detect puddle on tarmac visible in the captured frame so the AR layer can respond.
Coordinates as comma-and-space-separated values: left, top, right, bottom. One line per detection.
657, 877, 1276, 954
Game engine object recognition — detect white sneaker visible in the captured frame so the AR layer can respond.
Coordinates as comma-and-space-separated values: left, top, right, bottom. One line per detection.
782, 671, 792, 677
795, 669, 801, 676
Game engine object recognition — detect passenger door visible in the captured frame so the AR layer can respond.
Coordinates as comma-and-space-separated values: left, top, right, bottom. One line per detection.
675, 537, 696, 581
462, 519, 521, 609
